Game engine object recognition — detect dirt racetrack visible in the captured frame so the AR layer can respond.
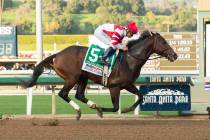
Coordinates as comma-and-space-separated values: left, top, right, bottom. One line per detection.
0, 115, 210, 140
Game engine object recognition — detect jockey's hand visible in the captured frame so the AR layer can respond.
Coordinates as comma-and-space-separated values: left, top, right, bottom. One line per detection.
121, 46, 128, 51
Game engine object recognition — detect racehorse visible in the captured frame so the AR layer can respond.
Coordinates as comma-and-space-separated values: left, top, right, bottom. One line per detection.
21, 31, 177, 120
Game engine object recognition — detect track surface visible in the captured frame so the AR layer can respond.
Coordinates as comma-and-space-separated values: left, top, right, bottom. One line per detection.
0, 115, 210, 140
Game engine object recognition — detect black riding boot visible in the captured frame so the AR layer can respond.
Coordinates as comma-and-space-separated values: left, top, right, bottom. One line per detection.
101, 47, 115, 66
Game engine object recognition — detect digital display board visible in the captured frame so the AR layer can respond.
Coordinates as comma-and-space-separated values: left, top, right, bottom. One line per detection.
205, 21, 210, 77
142, 33, 198, 71
0, 26, 17, 57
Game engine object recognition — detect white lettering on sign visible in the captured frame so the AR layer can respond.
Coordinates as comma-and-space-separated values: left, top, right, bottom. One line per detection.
159, 96, 173, 104
150, 76, 187, 83
174, 96, 188, 104
141, 89, 189, 105
168, 40, 193, 46
168, 40, 177, 45
177, 40, 193, 45
176, 76, 187, 82
163, 76, 174, 82
0, 27, 13, 35
178, 54, 191, 59
150, 76, 161, 82
142, 96, 157, 105
142, 95, 189, 105
176, 47, 191, 52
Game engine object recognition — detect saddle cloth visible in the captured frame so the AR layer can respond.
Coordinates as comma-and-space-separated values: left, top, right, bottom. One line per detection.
82, 36, 117, 77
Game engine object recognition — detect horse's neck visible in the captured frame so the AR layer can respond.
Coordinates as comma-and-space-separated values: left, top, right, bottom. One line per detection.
130, 38, 153, 57
128, 39, 154, 64
125, 40, 154, 78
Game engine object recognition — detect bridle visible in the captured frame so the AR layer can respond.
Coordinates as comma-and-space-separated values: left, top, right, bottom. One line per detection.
127, 33, 170, 61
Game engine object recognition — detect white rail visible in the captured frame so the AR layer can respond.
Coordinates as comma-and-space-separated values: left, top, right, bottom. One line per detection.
0, 70, 199, 75
0, 59, 37, 63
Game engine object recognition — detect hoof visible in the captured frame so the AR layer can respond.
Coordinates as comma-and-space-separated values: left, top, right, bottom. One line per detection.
76, 109, 81, 121
96, 107, 103, 118
121, 108, 131, 113
90, 104, 97, 109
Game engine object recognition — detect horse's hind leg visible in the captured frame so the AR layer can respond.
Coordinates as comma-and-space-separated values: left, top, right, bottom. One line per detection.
74, 76, 88, 104
75, 76, 103, 118
58, 80, 81, 120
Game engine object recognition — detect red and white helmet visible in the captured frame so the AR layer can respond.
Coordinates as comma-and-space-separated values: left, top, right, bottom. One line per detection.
126, 22, 138, 34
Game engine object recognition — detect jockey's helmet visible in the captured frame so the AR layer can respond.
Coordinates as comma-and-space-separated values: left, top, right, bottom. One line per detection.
126, 22, 138, 34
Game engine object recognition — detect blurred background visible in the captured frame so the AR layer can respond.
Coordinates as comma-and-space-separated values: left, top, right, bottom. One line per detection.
0, 0, 197, 34
0, 0, 198, 58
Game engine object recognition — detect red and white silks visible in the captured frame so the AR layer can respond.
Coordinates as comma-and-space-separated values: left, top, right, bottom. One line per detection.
94, 23, 126, 49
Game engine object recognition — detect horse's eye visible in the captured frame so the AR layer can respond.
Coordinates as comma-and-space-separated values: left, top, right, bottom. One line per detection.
163, 41, 168, 44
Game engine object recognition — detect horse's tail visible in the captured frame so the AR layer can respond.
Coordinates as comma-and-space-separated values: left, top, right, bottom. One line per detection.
21, 54, 57, 88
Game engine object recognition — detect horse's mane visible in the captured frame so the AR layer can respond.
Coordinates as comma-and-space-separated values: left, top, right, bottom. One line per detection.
127, 30, 153, 48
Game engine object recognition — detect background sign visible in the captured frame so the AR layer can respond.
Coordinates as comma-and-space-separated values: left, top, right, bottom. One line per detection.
139, 85, 191, 111
0, 26, 17, 56
205, 22, 210, 77
142, 33, 197, 71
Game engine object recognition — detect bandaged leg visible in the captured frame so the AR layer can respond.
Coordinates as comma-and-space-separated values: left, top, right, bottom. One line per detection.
69, 100, 80, 111
87, 100, 97, 109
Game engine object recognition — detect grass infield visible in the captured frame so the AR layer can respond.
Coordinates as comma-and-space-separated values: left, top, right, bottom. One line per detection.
0, 94, 178, 116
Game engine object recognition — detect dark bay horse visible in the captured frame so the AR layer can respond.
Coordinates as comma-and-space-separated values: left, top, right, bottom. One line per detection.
21, 31, 177, 120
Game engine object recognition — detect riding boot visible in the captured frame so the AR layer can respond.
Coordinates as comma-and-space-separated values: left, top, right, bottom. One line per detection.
101, 47, 116, 66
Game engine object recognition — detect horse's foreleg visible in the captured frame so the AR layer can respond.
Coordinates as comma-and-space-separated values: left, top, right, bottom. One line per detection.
121, 84, 143, 113
58, 81, 81, 120
75, 77, 103, 118
101, 87, 120, 112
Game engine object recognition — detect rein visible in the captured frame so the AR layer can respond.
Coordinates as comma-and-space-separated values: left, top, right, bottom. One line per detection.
127, 53, 162, 61
127, 34, 170, 61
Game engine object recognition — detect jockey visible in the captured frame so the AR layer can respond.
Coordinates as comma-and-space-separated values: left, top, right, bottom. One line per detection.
94, 22, 139, 66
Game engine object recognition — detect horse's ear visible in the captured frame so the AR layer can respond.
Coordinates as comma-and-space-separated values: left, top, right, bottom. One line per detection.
151, 32, 155, 36
148, 30, 153, 36
143, 30, 153, 36
141, 30, 155, 38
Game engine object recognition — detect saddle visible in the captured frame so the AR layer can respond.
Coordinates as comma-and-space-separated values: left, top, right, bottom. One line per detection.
82, 36, 122, 86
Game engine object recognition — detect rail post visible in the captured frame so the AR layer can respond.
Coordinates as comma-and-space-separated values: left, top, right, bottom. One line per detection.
134, 95, 140, 115
26, 87, 33, 115
118, 94, 121, 115
134, 86, 140, 115
52, 85, 56, 115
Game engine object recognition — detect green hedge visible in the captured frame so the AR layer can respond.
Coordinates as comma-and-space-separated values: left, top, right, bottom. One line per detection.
18, 35, 89, 51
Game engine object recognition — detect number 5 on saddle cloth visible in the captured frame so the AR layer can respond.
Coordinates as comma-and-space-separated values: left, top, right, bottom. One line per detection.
82, 36, 117, 86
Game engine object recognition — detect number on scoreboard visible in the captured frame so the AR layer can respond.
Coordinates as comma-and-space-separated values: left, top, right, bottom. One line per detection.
0, 26, 17, 57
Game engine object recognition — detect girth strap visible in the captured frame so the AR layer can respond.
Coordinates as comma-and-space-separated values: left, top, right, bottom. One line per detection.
102, 65, 109, 86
